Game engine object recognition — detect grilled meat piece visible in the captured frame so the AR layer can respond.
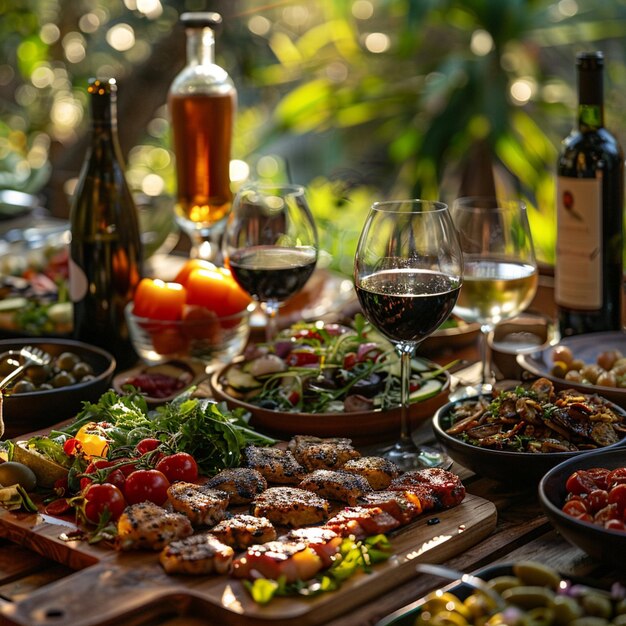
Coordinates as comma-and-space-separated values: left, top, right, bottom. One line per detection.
205, 467, 267, 504
167, 482, 229, 527
358, 490, 423, 524
388, 468, 465, 511
288, 436, 360, 471
252, 486, 329, 527
341, 456, 399, 490
243, 445, 305, 484
159, 532, 234, 575
283, 527, 342, 568
324, 505, 400, 539
232, 539, 324, 583
211, 514, 277, 551
298, 469, 372, 505
116, 501, 193, 551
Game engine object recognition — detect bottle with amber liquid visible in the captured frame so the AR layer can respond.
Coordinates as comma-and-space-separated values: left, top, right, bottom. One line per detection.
69, 78, 143, 368
168, 12, 237, 259
556, 51, 624, 336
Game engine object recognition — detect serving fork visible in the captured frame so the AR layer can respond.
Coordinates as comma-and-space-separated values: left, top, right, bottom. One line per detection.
0, 345, 51, 391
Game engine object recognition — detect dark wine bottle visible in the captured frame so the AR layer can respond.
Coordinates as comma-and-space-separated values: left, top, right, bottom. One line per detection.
555, 51, 624, 336
69, 78, 143, 368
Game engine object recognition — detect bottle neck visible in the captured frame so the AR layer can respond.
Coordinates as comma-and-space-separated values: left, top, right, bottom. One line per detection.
578, 65, 604, 131
186, 27, 215, 66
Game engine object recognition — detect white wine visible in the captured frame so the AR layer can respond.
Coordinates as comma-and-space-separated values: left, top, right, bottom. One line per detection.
454, 259, 538, 326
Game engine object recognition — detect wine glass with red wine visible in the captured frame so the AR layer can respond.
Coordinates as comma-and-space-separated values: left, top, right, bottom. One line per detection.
223, 183, 319, 341
354, 200, 463, 470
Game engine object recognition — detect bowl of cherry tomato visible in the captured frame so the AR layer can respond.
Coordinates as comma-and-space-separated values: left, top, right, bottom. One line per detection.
539, 448, 626, 568
126, 260, 252, 372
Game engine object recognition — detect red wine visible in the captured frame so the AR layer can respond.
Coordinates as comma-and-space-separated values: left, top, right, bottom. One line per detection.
229, 246, 317, 302
556, 51, 624, 335
356, 269, 461, 344
69, 78, 143, 368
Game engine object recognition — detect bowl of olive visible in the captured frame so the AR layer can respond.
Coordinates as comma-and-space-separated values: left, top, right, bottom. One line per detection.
0, 339, 115, 439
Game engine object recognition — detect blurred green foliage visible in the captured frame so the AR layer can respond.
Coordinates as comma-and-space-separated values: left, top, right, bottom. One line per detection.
2, 0, 626, 270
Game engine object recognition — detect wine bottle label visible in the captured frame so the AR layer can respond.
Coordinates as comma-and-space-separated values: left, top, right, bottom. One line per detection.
555, 176, 602, 309
68, 258, 89, 303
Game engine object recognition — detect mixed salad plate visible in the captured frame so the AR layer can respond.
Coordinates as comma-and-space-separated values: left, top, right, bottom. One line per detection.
210, 317, 451, 442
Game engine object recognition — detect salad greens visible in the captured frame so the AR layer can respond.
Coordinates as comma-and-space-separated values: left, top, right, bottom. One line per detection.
54, 387, 276, 475
244, 534, 393, 604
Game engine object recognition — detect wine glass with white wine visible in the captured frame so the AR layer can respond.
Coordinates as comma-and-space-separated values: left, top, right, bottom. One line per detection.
452, 197, 538, 397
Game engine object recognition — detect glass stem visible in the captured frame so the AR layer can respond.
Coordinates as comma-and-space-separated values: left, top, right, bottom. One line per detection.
397, 346, 413, 446
264, 300, 280, 343
479, 325, 494, 385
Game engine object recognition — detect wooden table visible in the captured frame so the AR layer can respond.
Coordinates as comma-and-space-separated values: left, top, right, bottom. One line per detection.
1, 279, 624, 625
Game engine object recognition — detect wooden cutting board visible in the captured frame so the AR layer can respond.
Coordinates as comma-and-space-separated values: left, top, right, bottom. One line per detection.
0, 494, 496, 626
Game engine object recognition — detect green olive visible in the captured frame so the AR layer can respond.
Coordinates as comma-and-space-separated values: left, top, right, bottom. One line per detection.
25, 363, 51, 385
512, 562, 561, 590
553, 595, 583, 625
11, 380, 36, 394
55, 351, 81, 371
0, 461, 37, 491
51, 371, 76, 388
579, 594, 613, 620
72, 361, 93, 380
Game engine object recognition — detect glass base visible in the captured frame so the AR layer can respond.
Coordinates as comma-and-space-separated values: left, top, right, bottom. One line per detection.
381, 442, 452, 471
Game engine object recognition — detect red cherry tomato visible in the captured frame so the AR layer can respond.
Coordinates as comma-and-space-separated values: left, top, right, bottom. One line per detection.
562, 499, 588, 517
155, 453, 199, 484
605, 518, 626, 532
135, 438, 161, 456
80, 460, 126, 492
586, 489, 609, 514
285, 349, 320, 367
608, 483, 626, 515
45, 498, 72, 516
63, 437, 82, 456
565, 470, 600, 496
114, 457, 139, 477
342, 352, 357, 370
83, 483, 127, 524
124, 469, 170, 506
593, 503, 620, 523
608, 467, 626, 488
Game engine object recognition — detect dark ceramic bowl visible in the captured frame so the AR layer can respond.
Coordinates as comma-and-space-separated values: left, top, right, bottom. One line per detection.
432, 395, 626, 486
0, 338, 115, 439
539, 448, 626, 568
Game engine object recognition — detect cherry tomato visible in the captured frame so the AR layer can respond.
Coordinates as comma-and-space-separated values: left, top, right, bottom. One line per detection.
608, 483, 626, 515
63, 437, 82, 456
133, 278, 187, 320
124, 469, 170, 506
604, 518, 626, 532
562, 499, 588, 517
285, 349, 320, 367
44, 498, 72, 516
583, 468, 611, 491
594, 503, 620, 523
586, 489, 609, 514
155, 453, 198, 484
342, 352, 357, 370
149, 327, 189, 356
565, 470, 602, 495
83, 483, 127, 524
135, 438, 162, 456
114, 457, 139, 477
80, 460, 126, 493
608, 467, 626, 488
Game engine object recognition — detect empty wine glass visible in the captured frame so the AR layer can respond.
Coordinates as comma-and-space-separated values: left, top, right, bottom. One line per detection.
222, 182, 319, 342
354, 200, 463, 470
452, 197, 538, 396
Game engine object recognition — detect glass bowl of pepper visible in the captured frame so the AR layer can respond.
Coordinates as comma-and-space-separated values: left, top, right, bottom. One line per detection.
125, 260, 252, 374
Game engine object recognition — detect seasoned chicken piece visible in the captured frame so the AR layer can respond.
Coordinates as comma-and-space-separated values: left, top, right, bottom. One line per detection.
324, 505, 400, 539
288, 436, 361, 471
232, 539, 323, 583
252, 486, 329, 527
205, 467, 267, 504
283, 526, 342, 568
211, 514, 277, 551
167, 482, 229, 526
159, 532, 234, 575
116, 501, 193, 551
242, 445, 305, 484
388, 468, 465, 511
298, 469, 372, 505
358, 490, 423, 525
341, 456, 399, 490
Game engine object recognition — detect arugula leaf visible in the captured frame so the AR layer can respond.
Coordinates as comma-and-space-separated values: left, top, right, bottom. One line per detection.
26, 436, 72, 468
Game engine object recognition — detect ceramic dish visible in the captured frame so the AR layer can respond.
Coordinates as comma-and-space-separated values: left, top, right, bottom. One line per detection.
432, 390, 626, 485
210, 363, 450, 444
0, 338, 115, 440
113, 360, 207, 406
518, 331, 626, 408
539, 448, 626, 569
